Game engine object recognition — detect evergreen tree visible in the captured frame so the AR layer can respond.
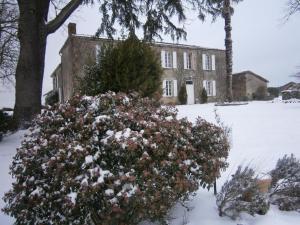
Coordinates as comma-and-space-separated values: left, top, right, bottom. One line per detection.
201, 88, 208, 104
178, 85, 187, 105
78, 35, 162, 98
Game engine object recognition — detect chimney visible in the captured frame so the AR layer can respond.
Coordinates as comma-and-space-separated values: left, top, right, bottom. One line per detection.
68, 23, 76, 36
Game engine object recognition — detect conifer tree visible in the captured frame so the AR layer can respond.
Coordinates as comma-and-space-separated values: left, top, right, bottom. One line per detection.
78, 35, 162, 98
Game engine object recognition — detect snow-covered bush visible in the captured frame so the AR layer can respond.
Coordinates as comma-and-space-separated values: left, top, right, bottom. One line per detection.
191, 118, 230, 187
216, 166, 269, 220
3, 92, 230, 225
269, 154, 300, 212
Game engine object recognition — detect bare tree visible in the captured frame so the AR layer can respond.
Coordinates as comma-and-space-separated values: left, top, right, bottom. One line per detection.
285, 0, 300, 20
0, 0, 18, 84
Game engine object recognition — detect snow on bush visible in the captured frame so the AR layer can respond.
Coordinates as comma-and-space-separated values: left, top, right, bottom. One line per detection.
269, 154, 300, 212
191, 118, 230, 186
216, 166, 269, 220
3, 92, 230, 225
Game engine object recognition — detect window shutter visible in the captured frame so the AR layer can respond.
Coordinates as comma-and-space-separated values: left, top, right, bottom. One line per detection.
202, 54, 206, 70
184, 52, 187, 69
173, 80, 178, 97
173, 51, 177, 68
58, 87, 63, 103
212, 80, 216, 96
162, 80, 167, 97
95, 44, 100, 63
212, 55, 216, 70
202, 80, 206, 89
161, 51, 165, 68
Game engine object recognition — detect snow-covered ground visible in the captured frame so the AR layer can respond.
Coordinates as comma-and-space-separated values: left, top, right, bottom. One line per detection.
1, 101, 300, 224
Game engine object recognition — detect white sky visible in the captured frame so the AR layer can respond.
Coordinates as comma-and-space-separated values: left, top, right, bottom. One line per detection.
1, 0, 300, 108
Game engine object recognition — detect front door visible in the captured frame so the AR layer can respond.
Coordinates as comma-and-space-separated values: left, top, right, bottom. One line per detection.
186, 80, 194, 105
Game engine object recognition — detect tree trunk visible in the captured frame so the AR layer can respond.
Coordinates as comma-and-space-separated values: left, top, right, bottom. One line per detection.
223, 0, 233, 102
13, 0, 49, 126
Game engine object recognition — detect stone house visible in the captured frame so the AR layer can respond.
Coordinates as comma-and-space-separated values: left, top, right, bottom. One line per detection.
51, 23, 227, 104
281, 83, 300, 100
232, 71, 269, 101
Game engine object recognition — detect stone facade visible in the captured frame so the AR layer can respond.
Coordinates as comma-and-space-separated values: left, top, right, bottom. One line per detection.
51, 23, 227, 104
232, 71, 269, 101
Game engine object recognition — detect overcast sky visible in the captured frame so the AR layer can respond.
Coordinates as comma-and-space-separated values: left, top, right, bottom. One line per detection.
1, 0, 300, 108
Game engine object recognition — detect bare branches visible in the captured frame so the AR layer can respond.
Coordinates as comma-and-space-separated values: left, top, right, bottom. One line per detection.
285, 0, 300, 20
47, 0, 83, 34
0, 0, 19, 84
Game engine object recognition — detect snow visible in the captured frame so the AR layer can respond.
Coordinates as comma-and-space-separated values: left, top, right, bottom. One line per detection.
1, 101, 300, 224
85, 155, 93, 164
0, 131, 26, 225
67, 192, 77, 205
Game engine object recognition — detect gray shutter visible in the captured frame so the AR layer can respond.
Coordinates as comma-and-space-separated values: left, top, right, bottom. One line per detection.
59, 87, 63, 103
202, 54, 206, 70
95, 44, 100, 63
184, 52, 187, 69
173, 80, 178, 97
161, 50, 165, 68
213, 80, 216, 96
212, 55, 216, 70
162, 80, 167, 97
173, 51, 177, 68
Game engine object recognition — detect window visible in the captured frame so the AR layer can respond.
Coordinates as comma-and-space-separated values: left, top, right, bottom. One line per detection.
206, 80, 213, 96
202, 54, 216, 71
165, 51, 173, 68
163, 80, 178, 97
203, 80, 216, 96
184, 52, 192, 69
161, 50, 176, 68
205, 54, 212, 70
53, 74, 58, 90
187, 53, 192, 69
166, 80, 172, 96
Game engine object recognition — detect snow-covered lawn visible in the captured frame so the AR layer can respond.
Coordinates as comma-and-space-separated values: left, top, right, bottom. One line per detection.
1, 101, 300, 224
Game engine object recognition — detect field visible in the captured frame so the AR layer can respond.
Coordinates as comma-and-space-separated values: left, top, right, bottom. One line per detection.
1, 101, 300, 224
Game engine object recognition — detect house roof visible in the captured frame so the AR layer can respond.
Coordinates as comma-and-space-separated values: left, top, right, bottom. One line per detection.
233, 71, 269, 83
59, 34, 225, 54
279, 81, 296, 92
281, 83, 300, 92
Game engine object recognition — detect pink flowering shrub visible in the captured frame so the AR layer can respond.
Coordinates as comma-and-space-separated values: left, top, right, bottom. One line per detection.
3, 92, 230, 225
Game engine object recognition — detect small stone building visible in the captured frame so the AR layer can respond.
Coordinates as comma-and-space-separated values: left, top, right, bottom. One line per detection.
50, 23, 227, 104
281, 83, 300, 100
232, 71, 269, 101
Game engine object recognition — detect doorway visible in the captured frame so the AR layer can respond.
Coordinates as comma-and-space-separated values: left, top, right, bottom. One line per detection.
185, 80, 194, 105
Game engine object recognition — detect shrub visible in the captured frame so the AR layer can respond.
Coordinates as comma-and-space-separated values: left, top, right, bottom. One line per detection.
3, 92, 230, 225
78, 35, 162, 98
0, 110, 16, 141
267, 87, 279, 98
191, 118, 230, 186
269, 154, 300, 212
45, 90, 59, 106
178, 85, 187, 105
200, 88, 208, 104
216, 166, 270, 220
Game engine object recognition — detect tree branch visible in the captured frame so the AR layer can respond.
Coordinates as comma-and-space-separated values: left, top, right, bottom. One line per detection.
46, 0, 83, 35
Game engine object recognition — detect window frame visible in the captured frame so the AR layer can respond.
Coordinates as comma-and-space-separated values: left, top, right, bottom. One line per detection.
165, 80, 173, 96
164, 51, 173, 68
